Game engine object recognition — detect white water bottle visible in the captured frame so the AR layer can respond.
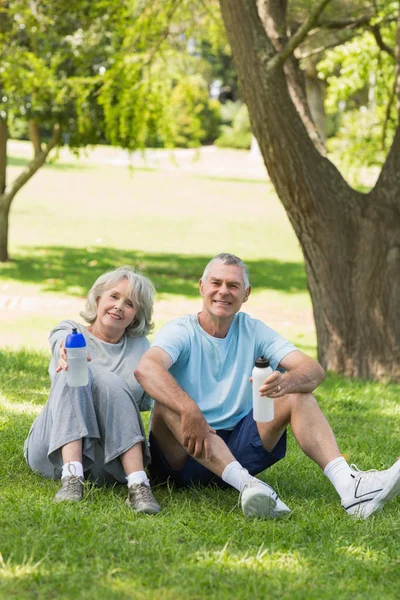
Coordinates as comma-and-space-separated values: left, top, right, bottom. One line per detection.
65, 328, 89, 387
252, 355, 274, 422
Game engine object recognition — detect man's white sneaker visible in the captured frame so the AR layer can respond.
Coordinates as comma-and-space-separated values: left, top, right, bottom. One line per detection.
240, 479, 291, 519
342, 459, 400, 519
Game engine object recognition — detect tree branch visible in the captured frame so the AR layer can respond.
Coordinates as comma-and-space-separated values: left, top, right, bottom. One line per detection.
3, 123, 60, 212
382, 78, 396, 150
371, 24, 395, 58
28, 119, 43, 156
374, 126, 400, 205
297, 36, 355, 60
268, 0, 332, 71
315, 15, 372, 31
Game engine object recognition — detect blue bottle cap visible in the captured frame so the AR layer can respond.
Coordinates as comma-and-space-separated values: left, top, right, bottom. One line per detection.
65, 328, 86, 348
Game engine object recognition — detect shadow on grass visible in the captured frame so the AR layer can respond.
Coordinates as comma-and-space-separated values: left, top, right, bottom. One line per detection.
0, 246, 307, 297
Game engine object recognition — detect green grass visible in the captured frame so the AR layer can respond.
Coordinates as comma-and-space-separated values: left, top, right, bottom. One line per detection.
0, 145, 399, 599
1, 349, 399, 600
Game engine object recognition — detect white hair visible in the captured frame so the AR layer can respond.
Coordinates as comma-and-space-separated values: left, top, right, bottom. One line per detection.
201, 253, 250, 289
80, 266, 155, 337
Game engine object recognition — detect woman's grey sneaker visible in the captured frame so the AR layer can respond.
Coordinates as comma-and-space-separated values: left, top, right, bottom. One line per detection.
240, 479, 291, 519
54, 475, 84, 502
126, 483, 160, 514
342, 459, 400, 519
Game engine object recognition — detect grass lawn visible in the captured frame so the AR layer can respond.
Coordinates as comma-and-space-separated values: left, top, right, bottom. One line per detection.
0, 145, 399, 599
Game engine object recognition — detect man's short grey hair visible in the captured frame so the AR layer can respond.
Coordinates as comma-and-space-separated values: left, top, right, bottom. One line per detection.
201, 253, 250, 289
80, 266, 155, 337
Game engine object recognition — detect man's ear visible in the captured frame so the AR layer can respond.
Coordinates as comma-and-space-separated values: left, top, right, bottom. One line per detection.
243, 286, 251, 303
199, 278, 204, 297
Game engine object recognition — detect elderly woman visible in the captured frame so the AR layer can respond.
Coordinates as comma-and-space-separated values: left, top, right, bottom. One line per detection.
24, 266, 160, 514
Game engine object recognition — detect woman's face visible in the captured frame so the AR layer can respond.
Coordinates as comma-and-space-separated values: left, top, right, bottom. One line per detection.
95, 278, 137, 335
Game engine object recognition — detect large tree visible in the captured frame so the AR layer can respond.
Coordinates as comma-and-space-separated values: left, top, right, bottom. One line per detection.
218, 0, 399, 381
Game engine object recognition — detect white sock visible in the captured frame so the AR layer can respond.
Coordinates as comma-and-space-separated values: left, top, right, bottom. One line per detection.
324, 457, 355, 500
126, 470, 150, 488
221, 461, 253, 492
62, 461, 84, 479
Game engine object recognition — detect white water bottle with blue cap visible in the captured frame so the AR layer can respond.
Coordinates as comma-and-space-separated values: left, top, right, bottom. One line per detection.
65, 328, 88, 387
252, 355, 274, 422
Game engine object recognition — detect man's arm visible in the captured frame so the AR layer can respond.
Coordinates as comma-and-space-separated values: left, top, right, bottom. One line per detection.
134, 347, 215, 459
258, 350, 325, 398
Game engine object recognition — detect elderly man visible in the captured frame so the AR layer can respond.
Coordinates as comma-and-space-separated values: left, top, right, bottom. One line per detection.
135, 253, 400, 519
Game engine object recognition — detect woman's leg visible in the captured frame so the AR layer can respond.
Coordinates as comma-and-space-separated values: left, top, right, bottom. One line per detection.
120, 442, 160, 514
54, 440, 85, 503
25, 366, 158, 511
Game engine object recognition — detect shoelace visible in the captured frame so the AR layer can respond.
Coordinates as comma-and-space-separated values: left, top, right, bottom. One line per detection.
130, 484, 154, 501
240, 478, 276, 498
65, 475, 83, 490
350, 464, 378, 477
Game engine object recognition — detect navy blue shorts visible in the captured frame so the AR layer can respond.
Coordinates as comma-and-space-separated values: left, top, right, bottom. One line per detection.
148, 409, 286, 488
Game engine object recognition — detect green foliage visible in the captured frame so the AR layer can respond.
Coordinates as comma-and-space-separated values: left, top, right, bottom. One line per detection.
327, 109, 393, 172
168, 75, 221, 147
99, 57, 172, 150
215, 102, 252, 150
0, 0, 114, 147
215, 130, 252, 150
317, 18, 398, 169
0, 0, 228, 152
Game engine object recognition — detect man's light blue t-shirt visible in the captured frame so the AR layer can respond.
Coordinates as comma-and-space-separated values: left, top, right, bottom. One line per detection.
151, 312, 297, 430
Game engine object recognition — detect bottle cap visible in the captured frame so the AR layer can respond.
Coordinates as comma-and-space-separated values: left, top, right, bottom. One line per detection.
65, 328, 87, 348
254, 355, 270, 368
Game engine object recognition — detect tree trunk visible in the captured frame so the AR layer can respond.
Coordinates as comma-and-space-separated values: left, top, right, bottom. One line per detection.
219, 0, 400, 381
0, 117, 6, 195
0, 118, 8, 261
0, 202, 9, 262
0, 123, 61, 262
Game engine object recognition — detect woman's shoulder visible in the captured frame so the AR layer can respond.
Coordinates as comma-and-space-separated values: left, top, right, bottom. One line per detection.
125, 334, 150, 351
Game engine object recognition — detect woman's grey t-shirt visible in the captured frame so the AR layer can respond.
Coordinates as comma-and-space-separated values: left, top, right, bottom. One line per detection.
49, 319, 151, 411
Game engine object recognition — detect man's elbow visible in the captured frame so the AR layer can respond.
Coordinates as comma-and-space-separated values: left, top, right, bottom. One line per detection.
134, 358, 149, 384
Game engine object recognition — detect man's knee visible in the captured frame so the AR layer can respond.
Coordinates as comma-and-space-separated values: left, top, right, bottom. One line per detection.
151, 403, 188, 469
152, 402, 181, 433
288, 392, 319, 412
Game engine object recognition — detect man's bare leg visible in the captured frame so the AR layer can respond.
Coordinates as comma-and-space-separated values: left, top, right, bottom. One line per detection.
256, 392, 342, 469
255, 393, 400, 518
151, 402, 236, 476
151, 402, 291, 519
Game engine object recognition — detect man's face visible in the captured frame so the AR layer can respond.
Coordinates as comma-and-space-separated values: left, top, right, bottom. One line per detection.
199, 262, 250, 321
